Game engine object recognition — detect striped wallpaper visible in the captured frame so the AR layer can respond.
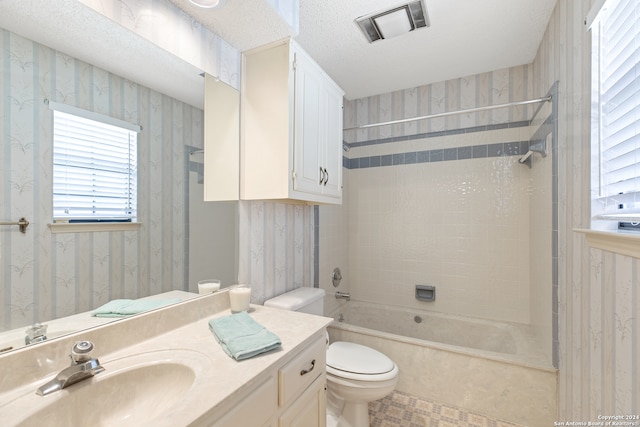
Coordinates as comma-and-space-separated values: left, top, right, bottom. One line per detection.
0, 0, 313, 337
0, 29, 201, 330
534, 0, 640, 420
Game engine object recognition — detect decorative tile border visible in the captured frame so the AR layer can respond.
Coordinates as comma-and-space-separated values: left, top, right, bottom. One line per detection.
343, 120, 532, 169
344, 141, 530, 169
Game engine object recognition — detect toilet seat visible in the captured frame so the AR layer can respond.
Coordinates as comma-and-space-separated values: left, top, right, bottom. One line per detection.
326, 342, 398, 382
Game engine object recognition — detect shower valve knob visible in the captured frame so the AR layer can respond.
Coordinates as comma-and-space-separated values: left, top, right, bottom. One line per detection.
331, 268, 342, 287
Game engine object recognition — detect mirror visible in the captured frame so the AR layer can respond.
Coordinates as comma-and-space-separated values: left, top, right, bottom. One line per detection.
204, 74, 241, 202
0, 4, 240, 353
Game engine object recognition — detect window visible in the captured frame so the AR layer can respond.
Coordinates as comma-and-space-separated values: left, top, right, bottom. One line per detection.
590, 0, 640, 228
50, 102, 140, 223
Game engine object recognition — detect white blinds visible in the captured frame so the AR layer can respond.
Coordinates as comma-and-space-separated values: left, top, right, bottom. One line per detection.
592, 0, 640, 220
52, 108, 138, 221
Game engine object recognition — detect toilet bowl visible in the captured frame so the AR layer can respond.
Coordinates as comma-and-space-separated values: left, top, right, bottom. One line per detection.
326, 341, 398, 427
263, 288, 399, 427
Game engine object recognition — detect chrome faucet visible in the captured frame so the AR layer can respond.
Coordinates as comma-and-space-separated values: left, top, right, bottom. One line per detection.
25, 323, 48, 345
36, 341, 105, 396
335, 291, 351, 301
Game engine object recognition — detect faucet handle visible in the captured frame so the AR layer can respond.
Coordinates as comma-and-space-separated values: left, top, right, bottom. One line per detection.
70, 341, 96, 363
25, 323, 48, 345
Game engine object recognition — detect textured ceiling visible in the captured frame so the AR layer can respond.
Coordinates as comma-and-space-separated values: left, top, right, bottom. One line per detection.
294, 0, 557, 99
170, 0, 558, 100
0, 0, 558, 105
167, 0, 298, 52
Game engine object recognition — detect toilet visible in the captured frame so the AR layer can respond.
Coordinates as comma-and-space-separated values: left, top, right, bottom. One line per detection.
264, 287, 399, 427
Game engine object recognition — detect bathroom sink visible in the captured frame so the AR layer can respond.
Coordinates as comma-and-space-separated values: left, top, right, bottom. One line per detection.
0, 349, 212, 427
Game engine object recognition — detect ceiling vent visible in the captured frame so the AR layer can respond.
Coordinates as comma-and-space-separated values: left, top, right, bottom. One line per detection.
355, 0, 430, 43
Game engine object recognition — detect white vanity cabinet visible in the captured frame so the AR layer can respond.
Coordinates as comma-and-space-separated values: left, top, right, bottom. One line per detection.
277, 335, 327, 426
209, 333, 327, 427
278, 375, 326, 427
241, 39, 344, 204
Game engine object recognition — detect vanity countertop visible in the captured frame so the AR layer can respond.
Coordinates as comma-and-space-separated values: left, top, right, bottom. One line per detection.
0, 291, 333, 426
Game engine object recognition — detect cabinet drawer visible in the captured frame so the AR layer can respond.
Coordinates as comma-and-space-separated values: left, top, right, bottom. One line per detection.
278, 336, 326, 407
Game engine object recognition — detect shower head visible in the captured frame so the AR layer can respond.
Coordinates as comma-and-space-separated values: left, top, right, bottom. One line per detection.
343, 143, 351, 152
518, 150, 533, 164
519, 139, 548, 167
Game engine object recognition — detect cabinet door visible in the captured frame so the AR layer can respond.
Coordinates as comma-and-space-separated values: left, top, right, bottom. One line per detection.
212, 375, 277, 427
321, 84, 343, 199
279, 375, 326, 427
292, 50, 324, 197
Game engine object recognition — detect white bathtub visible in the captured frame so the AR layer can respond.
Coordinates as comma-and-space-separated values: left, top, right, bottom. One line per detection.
327, 300, 557, 426
329, 300, 552, 365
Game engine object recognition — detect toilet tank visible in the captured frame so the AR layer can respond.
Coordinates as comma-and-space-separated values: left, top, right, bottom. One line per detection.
263, 287, 325, 315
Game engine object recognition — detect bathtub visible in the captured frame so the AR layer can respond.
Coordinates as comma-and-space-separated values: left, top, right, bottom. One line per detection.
327, 300, 557, 426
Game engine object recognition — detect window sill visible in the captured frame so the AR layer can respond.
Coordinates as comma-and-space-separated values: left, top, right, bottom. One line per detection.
48, 222, 141, 234
574, 228, 640, 258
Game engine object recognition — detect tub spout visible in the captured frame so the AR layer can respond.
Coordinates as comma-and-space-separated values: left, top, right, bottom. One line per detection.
335, 291, 351, 301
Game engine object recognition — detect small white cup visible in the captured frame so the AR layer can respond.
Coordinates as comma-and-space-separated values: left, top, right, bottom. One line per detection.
198, 279, 221, 295
229, 284, 251, 313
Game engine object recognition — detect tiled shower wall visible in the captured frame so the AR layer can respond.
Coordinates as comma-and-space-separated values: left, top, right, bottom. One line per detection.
343, 132, 534, 325
325, 65, 554, 330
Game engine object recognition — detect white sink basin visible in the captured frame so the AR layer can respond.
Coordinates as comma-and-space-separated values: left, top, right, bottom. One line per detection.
0, 349, 212, 426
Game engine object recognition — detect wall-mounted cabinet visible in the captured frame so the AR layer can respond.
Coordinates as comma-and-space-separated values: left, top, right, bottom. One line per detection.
241, 39, 344, 204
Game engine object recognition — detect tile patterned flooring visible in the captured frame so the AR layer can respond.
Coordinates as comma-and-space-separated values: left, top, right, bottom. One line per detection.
369, 391, 527, 427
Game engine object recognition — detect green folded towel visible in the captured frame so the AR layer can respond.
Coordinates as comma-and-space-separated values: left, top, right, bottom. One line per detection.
208, 312, 281, 360
92, 299, 179, 317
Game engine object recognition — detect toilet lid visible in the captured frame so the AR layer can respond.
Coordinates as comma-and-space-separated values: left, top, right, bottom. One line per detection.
326, 342, 395, 375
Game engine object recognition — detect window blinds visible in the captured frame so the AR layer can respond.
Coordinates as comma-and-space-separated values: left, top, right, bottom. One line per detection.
51, 104, 139, 221
592, 0, 640, 220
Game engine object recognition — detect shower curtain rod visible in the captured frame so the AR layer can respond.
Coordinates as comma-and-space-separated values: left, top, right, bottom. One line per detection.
343, 95, 552, 131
